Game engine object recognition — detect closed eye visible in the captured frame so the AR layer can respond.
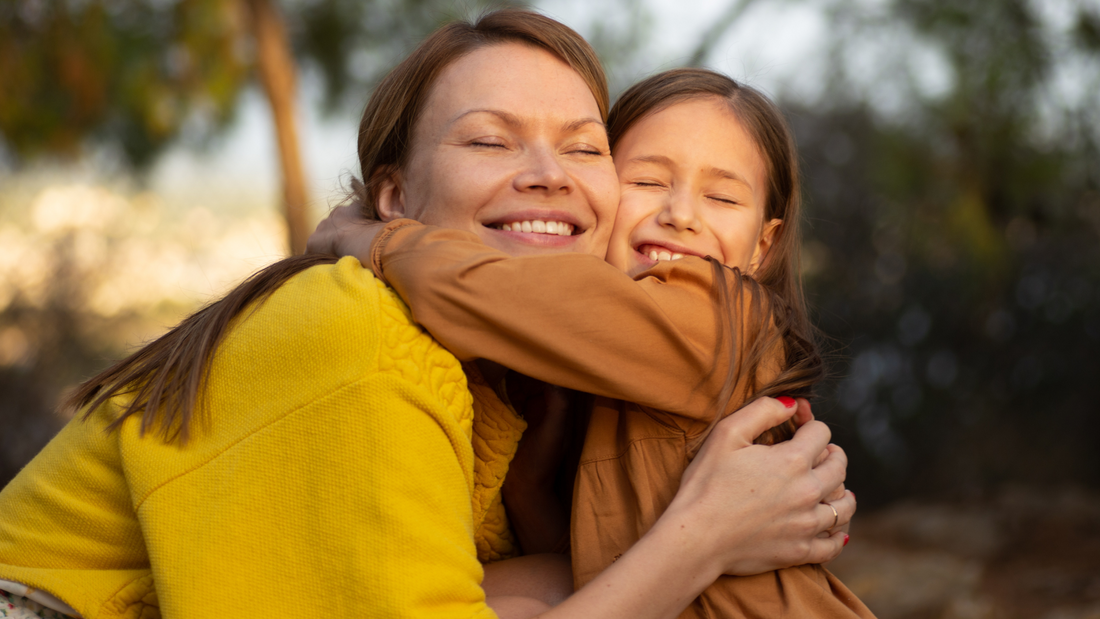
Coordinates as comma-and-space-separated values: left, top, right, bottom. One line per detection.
567, 143, 606, 156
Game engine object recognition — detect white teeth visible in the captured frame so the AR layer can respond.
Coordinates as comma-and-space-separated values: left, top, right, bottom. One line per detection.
498, 220, 574, 236
642, 247, 686, 261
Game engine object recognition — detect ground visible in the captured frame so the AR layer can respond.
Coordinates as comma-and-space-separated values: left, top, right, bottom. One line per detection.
830, 486, 1100, 619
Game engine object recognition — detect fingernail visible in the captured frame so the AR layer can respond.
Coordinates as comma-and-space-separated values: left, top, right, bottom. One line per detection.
843, 534, 850, 546
850, 490, 856, 501
777, 396, 796, 408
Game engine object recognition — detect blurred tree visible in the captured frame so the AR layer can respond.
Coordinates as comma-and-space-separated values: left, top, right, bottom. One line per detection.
791, 0, 1100, 504
0, 0, 519, 254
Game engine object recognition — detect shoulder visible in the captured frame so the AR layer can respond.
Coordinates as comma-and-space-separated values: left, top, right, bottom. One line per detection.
243, 256, 472, 424
228, 256, 386, 365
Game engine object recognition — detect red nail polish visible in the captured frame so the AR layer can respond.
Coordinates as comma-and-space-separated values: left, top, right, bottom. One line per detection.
843, 534, 850, 546
777, 396, 796, 408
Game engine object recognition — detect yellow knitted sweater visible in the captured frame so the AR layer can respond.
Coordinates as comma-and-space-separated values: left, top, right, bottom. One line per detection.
0, 257, 525, 619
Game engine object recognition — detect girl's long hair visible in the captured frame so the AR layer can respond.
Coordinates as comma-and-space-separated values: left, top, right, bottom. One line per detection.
607, 68, 824, 452
64, 9, 609, 444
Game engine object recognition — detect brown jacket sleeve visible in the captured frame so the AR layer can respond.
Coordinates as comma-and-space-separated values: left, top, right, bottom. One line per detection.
371, 220, 761, 419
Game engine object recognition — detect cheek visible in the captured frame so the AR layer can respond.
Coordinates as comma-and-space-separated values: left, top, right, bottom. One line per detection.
604, 192, 652, 267
714, 214, 763, 269
587, 163, 621, 223
406, 157, 479, 227
612, 191, 654, 234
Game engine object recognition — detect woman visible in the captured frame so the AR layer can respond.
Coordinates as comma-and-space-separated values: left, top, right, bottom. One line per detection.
0, 9, 852, 619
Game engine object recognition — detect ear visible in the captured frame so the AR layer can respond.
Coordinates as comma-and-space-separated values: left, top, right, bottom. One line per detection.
374, 167, 407, 222
749, 218, 782, 274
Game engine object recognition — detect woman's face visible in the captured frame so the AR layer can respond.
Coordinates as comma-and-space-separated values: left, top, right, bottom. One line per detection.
380, 43, 619, 258
605, 97, 782, 278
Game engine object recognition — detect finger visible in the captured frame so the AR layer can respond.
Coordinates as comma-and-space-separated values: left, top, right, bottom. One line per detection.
834, 490, 856, 529
332, 204, 361, 222
820, 491, 856, 534
823, 482, 847, 504
709, 397, 800, 450
804, 529, 849, 565
817, 501, 841, 532
804, 444, 848, 502
782, 419, 832, 467
306, 219, 336, 255
792, 398, 814, 427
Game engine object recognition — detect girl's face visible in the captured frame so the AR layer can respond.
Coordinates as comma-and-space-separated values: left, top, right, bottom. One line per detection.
605, 97, 781, 278
381, 42, 619, 258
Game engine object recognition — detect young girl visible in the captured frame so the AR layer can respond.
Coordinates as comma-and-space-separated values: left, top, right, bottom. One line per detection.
319, 68, 873, 617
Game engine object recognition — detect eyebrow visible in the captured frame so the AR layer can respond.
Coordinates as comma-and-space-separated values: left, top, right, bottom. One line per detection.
451, 109, 605, 132
627, 154, 750, 185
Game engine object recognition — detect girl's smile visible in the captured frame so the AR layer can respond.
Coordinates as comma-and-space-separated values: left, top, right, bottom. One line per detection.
605, 97, 781, 278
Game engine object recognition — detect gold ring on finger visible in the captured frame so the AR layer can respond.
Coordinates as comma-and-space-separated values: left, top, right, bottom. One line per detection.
827, 503, 839, 529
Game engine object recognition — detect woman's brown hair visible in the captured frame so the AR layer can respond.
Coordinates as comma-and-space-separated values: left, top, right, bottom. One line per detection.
607, 68, 823, 450
65, 8, 609, 443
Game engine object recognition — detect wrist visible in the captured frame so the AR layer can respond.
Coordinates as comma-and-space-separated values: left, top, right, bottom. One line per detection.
646, 502, 728, 583
369, 219, 421, 281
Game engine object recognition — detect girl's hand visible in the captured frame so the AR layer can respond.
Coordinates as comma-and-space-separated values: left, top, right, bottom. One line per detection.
306, 205, 384, 266
661, 397, 855, 576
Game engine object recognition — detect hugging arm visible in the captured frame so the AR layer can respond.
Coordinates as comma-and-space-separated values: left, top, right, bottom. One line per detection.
364, 219, 749, 421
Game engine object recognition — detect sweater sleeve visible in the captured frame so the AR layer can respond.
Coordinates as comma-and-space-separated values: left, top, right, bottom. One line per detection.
372, 221, 755, 419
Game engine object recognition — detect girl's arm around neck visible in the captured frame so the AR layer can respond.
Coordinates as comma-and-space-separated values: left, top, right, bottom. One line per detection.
369, 220, 759, 419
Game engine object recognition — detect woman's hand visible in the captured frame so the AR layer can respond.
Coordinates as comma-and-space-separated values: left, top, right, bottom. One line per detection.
543, 397, 854, 619
305, 205, 385, 266
661, 396, 855, 576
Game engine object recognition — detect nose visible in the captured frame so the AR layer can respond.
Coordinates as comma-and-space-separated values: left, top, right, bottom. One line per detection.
513, 145, 573, 195
657, 188, 702, 232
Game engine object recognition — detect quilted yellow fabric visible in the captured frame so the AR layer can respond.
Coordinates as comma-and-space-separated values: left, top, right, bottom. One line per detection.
0, 257, 523, 619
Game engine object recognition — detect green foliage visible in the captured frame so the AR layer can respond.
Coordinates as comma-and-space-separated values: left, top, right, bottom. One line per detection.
0, 0, 250, 167
0, 0, 527, 167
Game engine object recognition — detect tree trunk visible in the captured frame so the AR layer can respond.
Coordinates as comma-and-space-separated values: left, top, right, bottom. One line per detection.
246, 0, 309, 255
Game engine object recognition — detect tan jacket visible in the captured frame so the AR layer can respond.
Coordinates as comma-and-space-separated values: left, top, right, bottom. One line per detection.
372, 221, 875, 618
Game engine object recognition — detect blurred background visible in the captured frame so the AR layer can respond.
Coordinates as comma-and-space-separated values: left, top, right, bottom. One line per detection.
1, 0, 1098, 616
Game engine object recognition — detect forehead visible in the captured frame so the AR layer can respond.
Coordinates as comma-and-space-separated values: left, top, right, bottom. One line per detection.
418, 42, 602, 131
616, 97, 766, 187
